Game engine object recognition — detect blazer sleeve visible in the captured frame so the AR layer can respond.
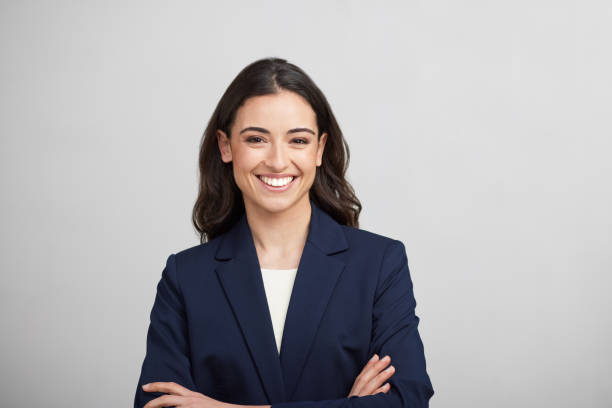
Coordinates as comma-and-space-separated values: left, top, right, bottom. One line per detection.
272, 240, 435, 408
133, 253, 198, 408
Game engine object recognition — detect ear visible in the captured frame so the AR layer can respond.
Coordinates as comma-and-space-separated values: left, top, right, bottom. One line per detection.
216, 129, 233, 163
316, 132, 327, 167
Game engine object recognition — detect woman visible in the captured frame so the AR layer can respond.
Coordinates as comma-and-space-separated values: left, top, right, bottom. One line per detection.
134, 57, 434, 408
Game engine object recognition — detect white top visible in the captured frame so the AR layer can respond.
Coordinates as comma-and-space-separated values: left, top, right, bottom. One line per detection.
260, 267, 298, 354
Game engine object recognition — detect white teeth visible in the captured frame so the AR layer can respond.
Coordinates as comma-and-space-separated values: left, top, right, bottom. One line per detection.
259, 175, 294, 187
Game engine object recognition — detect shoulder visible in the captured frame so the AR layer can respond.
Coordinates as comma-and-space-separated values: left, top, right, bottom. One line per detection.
167, 235, 223, 271
335, 225, 411, 297
340, 224, 405, 255
340, 226, 412, 295
337, 224, 409, 281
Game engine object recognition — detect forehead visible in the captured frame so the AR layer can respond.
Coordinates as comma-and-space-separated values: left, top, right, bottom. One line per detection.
233, 90, 317, 129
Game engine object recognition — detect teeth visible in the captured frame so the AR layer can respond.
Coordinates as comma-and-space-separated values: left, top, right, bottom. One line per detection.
259, 175, 294, 187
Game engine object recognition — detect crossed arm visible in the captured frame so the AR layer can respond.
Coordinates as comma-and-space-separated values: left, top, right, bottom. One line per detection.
134, 241, 434, 408
140, 353, 393, 408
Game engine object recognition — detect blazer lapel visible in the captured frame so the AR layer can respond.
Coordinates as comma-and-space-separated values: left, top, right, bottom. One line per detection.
214, 212, 286, 403
214, 199, 349, 403
279, 201, 348, 400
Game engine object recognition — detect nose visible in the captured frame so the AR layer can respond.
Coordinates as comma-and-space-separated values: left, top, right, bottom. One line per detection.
263, 141, 290, 171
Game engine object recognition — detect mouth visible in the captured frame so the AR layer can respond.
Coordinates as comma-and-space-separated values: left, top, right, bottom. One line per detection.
255, 174, 299, 192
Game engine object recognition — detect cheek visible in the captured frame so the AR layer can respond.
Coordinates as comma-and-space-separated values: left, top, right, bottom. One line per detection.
232, 150, 259, 173
298, 151, 319, 172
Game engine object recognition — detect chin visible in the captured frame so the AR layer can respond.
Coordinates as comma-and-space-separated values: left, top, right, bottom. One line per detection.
247, 195, 305, 215
258, 199, 295, 213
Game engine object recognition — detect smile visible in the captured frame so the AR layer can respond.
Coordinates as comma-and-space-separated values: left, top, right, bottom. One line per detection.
256, 175, 299, 192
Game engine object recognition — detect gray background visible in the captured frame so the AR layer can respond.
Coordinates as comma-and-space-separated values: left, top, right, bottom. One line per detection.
1, 1, 610, 407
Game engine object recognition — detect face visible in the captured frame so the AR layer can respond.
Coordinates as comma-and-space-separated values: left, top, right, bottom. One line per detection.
216, 90, 327, 216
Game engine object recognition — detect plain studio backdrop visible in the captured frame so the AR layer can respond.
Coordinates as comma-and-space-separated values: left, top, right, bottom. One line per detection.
1, 1, 610, 407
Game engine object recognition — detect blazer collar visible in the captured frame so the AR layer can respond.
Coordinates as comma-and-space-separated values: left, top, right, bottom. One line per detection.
215, 199, 348, 261
214, 199, 349, 403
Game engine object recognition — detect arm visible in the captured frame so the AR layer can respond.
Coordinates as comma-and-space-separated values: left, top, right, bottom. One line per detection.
269, 240, 435, 408
134, 254, 198, 408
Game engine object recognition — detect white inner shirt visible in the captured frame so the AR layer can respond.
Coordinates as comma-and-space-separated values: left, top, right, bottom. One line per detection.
260, 267, 298, 354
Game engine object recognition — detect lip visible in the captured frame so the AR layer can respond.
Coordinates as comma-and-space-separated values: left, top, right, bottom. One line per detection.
256, 173, 298, 178
255, 175, 299, 192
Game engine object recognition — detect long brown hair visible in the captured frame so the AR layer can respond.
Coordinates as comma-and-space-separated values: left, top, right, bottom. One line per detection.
192, 57, 361, 243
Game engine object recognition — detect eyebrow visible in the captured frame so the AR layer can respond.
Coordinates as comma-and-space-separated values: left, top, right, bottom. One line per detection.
239, 126, 316, 136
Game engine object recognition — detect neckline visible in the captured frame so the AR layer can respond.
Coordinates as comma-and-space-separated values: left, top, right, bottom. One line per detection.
260, 267, 298, 272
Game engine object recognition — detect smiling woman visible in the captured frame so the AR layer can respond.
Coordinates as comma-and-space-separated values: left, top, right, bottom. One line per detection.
215, 90, 328, 220
134, 57, 434, 408
191, 58, 362, 243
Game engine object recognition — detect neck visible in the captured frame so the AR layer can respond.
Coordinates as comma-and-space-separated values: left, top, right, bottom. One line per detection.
244, 197, 311, 259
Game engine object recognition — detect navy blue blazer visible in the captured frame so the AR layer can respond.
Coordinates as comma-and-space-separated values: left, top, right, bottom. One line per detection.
134, 200, 434, 408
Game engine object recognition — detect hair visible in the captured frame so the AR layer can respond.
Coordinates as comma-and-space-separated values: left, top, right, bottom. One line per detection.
192, 57, 362, 243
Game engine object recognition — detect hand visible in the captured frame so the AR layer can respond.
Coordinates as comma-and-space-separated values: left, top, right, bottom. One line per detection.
142, 382, 227, 408
347, 354, 395, 397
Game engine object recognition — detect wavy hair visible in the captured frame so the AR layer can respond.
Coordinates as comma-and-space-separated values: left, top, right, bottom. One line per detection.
192, 57, 361, 243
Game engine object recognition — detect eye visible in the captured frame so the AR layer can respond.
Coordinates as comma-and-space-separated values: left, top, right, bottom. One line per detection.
246, 136, 264, 143
292, 138, 309, 144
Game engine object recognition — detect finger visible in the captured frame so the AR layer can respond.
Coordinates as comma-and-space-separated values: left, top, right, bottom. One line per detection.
374, 355, 391, 371
374, 365, 395, 386
355, 354, 379, 381
365, 354, 380, 368
365, 365, 395, 395
373, 382, 390, 394
373, 382, 391, 395
359, 355, 391, 386
375, 365, 395, 384
143, 394, 184, 408
142, 381, 194, 396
